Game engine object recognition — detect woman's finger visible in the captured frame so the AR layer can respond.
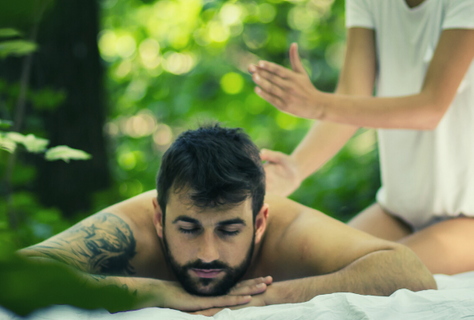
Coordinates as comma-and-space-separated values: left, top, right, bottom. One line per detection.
260, 149, 287, 164
257, 60, 293, 79
255, 86, 286, 111
289, 43, 306, 74
255, 67, 291, 90
253, 72, 285, 99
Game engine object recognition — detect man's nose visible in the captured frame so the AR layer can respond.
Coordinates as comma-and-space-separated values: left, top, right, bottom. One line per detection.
197, 231, 219, 263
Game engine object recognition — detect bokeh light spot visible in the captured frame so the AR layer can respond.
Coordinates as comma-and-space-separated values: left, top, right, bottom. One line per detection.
114, 60, 132, 79
220, 4, 243, 26
258, 4, 276, 23
116, 35, 136, 58
288, 7, 318, 31
153, 124, 173, 146
163, 51, 196, 75
118, 152, 136, 170
98, 30, 117, 60
276, 112, 297, 130
220, 72, 244, 94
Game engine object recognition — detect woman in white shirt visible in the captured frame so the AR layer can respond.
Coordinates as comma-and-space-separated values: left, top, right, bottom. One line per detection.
248, 0, 474, 275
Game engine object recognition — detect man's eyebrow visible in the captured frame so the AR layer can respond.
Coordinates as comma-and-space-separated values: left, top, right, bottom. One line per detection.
172, 216, 200, 224
218, 218, 246, 226
171, 216, 246, 226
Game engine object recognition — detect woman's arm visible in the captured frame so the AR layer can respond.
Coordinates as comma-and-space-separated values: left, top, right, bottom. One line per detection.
253, 29, 474, 130
256, 28, 376, 196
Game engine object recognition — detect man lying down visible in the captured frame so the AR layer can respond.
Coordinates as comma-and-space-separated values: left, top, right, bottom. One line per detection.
19, 124, 436, 315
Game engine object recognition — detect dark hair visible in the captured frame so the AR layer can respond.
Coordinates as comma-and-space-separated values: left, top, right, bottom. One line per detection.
156, 123, 265, 221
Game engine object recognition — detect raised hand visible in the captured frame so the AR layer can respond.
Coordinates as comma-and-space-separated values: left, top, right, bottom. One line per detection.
248, 43, 324, 119
261, 149, 301, 197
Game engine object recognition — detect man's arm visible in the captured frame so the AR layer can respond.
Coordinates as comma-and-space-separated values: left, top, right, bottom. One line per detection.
263, 244, 436, 306
258, 28, 376, 196
18, 210, 266, 311
263, 196, 436, 304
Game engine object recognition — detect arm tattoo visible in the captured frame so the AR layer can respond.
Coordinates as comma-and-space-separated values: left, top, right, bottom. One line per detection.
28, 213, 137, 276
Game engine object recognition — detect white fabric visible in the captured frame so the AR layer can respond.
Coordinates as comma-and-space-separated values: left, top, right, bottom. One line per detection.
346, 0, 474, 229
2, 272, 474, 320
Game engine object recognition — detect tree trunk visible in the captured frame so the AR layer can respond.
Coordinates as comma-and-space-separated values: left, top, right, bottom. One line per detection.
30, 0, 109, 216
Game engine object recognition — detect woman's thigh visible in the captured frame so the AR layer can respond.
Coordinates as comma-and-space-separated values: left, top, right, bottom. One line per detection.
399, 217, 474, 275
348, 203, 413, 242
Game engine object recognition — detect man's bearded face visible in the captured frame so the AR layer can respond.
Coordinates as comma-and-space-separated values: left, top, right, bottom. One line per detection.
160, 193, 256, 296
162, 231, 254, 296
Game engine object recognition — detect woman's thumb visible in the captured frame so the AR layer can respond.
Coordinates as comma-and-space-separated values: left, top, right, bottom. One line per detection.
260, 149, 284, 163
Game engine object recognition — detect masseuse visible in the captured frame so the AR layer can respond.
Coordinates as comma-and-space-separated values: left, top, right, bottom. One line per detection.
249, 0, 474, 275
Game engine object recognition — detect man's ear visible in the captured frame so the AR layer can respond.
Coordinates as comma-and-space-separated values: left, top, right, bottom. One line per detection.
254, 203, 269, 244
152, 197, 164, 239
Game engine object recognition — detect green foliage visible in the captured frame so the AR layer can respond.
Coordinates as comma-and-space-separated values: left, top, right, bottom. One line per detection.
0, 28, 22, 38
99, 0, 380, 218
0, 39, 37, 59
28, 87, 67, 111
0, 254, 137, 316
45, 146, 92, 162
3, 132, 49, 153
0, 119, 13, 128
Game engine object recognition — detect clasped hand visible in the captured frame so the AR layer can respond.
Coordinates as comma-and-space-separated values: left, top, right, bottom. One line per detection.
248, 43, 323, 120
155, 276, 273, 316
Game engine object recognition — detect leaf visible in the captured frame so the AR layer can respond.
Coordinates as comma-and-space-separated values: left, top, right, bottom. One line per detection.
22, 134, 49, 152
5, 132, 49, 153
0, 119, 13, 129
45, 146, 92, 162
0, 40, 37, 59
0, 28, 22, 38
0, 133, 16, 153
5, 131, 25, 143
0, 255, 138, 316
29, 88, 67, 111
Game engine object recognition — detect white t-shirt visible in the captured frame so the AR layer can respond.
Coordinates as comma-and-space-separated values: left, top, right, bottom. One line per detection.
345, 0, 474, 228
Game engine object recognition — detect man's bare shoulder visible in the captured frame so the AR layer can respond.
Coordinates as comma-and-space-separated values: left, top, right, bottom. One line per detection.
260, 194, 396, 280
20, 190, 166, 278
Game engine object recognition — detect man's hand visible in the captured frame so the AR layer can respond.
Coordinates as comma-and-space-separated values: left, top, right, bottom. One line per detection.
147, 276, 273, 312
261, 149, 301, 197
248, 43, 323, 119
192, 288, 270, 317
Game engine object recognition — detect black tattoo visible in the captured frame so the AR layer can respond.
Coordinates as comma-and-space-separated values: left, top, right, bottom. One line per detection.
29, 213, 137, 276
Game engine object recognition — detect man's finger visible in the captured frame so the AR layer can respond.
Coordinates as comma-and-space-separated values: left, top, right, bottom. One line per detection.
257, 60, 293, 79
229, 282, 267, 296
289, 43, 306, 74
197, 295, 251, 310
233, 276, 273, 288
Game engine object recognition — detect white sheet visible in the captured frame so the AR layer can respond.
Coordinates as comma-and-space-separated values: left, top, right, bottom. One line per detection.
2, 272, 474, 320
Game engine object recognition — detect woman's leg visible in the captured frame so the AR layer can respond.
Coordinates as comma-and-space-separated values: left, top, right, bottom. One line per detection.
399, 217, 474, 275
348, 203, 413, 241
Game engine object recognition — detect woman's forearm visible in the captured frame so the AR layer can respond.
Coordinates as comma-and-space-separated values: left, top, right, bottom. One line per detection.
316, 91, 444, 130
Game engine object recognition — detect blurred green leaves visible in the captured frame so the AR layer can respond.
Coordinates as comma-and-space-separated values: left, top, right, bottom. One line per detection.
0, 28, 23, 38
45, 146, 92, 163
0, 254, 136, 316
0, 39, 37, 59
0, 28, 37, 59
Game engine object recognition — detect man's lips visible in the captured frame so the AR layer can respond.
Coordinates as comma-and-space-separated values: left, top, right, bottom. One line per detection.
191, 268, 223, 278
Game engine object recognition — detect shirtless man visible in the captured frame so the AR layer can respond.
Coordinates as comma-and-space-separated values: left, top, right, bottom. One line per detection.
19, 124, 436, 315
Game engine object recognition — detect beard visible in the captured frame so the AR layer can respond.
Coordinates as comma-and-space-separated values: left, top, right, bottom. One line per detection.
162, 230, 255, 296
